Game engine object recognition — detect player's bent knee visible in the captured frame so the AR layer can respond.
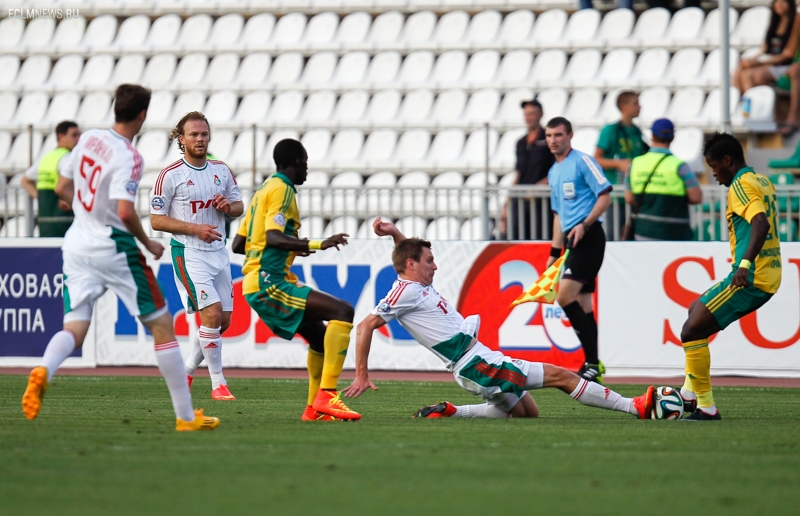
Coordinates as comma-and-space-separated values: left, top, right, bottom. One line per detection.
140, 309, 176, 343
334, 301, 355, 323
199, 302, 223, 328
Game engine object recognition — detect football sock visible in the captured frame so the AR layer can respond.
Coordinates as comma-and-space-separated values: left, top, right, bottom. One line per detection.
198, 326, 225, 390
40, 330, 77, 382
586, 310, 598, 344
184, 337, 204, 376
320, 320, 353, 390
570, 378, 636, 415
562, 301, 599, 364
683, 339, 714, 410
680, 375, 696, 401
154, 341, 194, 422
307, 349, 324, 406
453, 404, 509, 418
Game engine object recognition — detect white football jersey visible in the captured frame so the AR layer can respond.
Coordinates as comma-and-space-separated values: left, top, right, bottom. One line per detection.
149, 158, 242, 251
61, 128, 143, 256
372, 278, 479, 369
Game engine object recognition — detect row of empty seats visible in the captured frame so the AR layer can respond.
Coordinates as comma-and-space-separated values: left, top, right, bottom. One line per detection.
0, 45, 750, 95
0, 8, 768, 58
0, 123, 708, 175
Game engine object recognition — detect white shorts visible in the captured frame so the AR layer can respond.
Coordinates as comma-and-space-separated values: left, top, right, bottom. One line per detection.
171, 244, 233, 314
63, 248, 167, 323
770, 65, 790, 81
452, 343, 544, 412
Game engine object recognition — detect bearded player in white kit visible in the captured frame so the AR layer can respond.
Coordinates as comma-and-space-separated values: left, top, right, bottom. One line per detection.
150, 112, 244, 400
344, 218, 655, 420
21, 85, 219, 431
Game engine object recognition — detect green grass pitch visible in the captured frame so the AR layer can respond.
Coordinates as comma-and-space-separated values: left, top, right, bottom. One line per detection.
2, 375, 799, 515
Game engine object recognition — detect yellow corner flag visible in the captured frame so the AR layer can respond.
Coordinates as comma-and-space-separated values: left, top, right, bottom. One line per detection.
509, 250, 570, 309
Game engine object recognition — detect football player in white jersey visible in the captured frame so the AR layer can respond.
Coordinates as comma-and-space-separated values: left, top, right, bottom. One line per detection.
343, 218, 655, 420
21, 84, 219, 431
150, 112, 244, 400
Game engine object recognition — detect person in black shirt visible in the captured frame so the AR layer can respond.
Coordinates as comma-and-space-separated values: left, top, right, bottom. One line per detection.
501, 98, 555, 240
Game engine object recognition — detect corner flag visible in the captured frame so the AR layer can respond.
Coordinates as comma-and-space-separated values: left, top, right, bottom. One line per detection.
509, 239, 573, 309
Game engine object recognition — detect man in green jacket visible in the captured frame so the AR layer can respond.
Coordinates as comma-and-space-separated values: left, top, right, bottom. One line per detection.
624, 119, 703, 240
21, 121, 81, 237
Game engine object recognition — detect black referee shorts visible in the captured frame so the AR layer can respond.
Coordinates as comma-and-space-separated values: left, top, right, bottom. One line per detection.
562, 221, 605, 293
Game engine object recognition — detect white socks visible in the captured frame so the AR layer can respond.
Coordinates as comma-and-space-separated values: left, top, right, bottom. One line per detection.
184, 338, 204, 377
154, 341, 195, 421
453, 403, 509, 418
198, 326, 225, 390
570, 379, 637, 416
40, 330, 77, 381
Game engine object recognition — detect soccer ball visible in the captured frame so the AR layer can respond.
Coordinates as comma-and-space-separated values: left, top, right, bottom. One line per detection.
650, 386, 684, 420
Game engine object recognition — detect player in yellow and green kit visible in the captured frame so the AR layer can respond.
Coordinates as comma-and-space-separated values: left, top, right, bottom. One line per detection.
679, 133, 781, 420
231, 139, 360, 421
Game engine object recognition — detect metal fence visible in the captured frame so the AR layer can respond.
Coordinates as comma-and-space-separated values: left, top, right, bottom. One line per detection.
4, 182, 800, 242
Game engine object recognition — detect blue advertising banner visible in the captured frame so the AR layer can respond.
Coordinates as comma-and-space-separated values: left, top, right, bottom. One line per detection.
0, 246, 78, 357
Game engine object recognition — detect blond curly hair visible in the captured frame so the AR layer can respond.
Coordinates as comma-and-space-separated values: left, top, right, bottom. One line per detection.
170, 111, 210, 153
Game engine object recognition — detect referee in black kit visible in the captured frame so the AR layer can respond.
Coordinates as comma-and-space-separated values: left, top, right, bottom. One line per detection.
501, 98, 555, 240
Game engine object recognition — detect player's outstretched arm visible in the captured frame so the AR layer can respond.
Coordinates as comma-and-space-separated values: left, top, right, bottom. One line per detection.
731, 212, 770, 288
372, 217, 406, 245
266, 229, 348, 252
150, 214, 222, 244
118, 200, 164, 259
342, 314, 385, 398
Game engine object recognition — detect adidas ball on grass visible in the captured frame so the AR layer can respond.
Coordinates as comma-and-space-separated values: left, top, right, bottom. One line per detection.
650, 386, 684, 420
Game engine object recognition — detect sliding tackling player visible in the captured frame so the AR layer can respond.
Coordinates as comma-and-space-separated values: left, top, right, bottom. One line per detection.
343, 218, 654, 420
150, 111, 243, 400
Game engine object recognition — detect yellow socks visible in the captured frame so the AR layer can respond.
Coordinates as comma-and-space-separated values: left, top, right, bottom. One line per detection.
320, 320, 354, 390
306, 349, 324, 406
683, 339, 714, 409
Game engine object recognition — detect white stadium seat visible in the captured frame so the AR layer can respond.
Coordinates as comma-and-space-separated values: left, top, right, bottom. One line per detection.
233, 91, 271, 124
300, 129, 332, 165
597, 8, 635, 44
335, 12, 371, 44
299, 52, 337, 86
741, 85, 776, 131
324, 171, 362, 216
671, 127, 705, 172
76, 91, 112, 125
0, 132, 11, 161
269, 91, 305, 122
262, 130, 301, 169
425, 171, 459, 215
571, 128, 600, 155
177, 14, 213, 49
394, 129, 431, 163
2, 131, 43, 172
21, 17, 56, 50
135, 130, 169, 168
491, 128, 525, 168
535, 87, 568, 121
112, 14, 148, 50
111, 54, 146, 86
173, 53, 208, 87
464, 50, 500, 85
145, 15, 181, 49
266, 53, 303, 86
530, 9, 567, 45
401, 11, 437, 44
467, 10, 502, 43
170, 91, 206, 120
598, 89, 623, 123
357, 171, 396, 214
731, 6, 771, 47
15, 56, 51, 89
208, 130, 234, 163
696, 48, 739, 87
431, 89, 467, 122
304, 12, 339, 45
297, 170, 327, 215
333, 90, 369, 122
52, 16, 87, 50
368, 11, 404, 44
205, 53, 240, 87
463, 89, 500, 122
637, 86, 671, 125
395, 170, 431, 217
365, 51, 401, 87
632, 8, 671, 47
631, 48, 670, 87
426, 216, 461, 240
300, 91, 336, 122
0, 18, 24, 49
662, 7, 705, 45
361, 129, 398, 163
77, 54, 114, 89
0, 56, 20, 88
461, 217, 488, 240
428, 129, 466, 165
499, 10, 534, 43
272, 12, 307, 46
299, 217, 325, 239
44, 54, 84, 90
332, 51, 369, 87
396, 216, 428, 238
0, 93, 17, 123
463, 172, 499, 213
700, 7, 738, 46
324, 216, 359, 237
44, 91, 80, 124
698, 87, 740, 124
460, 128, 499, 166
597, 49, 636, 88
666, 87, 706, 123
497, 50, 533, 84
399, 89, 434, 122
431, 50, 467, 84
562, 50, 602, 87
141, 54, 177, 88
664, 48, 705, 87
236, 53, 271, 87
433, 11, 469, 43
357, 217, 394, 240
13, 92, 48, 125
209, 14, 245, 49
144, 90, 174, 126
241, 13, 276, 47
564, 87, 602, 123
563, 8, 600, 47
529, 50, 567, 88
229, 128, 267, 170
398, 51, 435, 85
366, 89, 402, 122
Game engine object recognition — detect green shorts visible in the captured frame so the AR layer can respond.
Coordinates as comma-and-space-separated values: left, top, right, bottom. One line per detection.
245, 279, 312, 341
700, 274, 773, 330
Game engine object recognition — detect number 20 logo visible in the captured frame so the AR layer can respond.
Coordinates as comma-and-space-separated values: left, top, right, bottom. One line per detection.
77, 155, 102, 212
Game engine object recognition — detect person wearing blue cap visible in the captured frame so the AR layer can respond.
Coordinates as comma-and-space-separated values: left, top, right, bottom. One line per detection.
624, 119, 703, 241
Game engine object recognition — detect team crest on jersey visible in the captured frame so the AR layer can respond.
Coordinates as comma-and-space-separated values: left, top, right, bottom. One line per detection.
151, 197, 165, 210
214, 175, 221, 186
377, 302, 391, 313
125, 180, 138, 196
200, 290, 208, 300
273, 213, 287, 227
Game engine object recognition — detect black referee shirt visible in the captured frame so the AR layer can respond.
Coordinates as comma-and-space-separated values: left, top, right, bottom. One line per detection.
515, 128, 554, 184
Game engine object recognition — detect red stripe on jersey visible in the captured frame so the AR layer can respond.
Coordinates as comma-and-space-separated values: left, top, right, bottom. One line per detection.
210, 160, 237, 185
153, 160, 182, 195
122, 139, 144, 182
387, 282, 409, 306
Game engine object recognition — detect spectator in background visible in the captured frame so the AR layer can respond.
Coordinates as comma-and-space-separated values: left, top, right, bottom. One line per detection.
624, 119, 703, 241
733, 0, 798, 115
579, 0, 632, 10
20, 121, 80, 237
501, 98, 555, 240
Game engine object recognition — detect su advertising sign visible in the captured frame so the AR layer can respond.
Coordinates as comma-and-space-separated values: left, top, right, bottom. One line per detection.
1, 239, 799, 377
